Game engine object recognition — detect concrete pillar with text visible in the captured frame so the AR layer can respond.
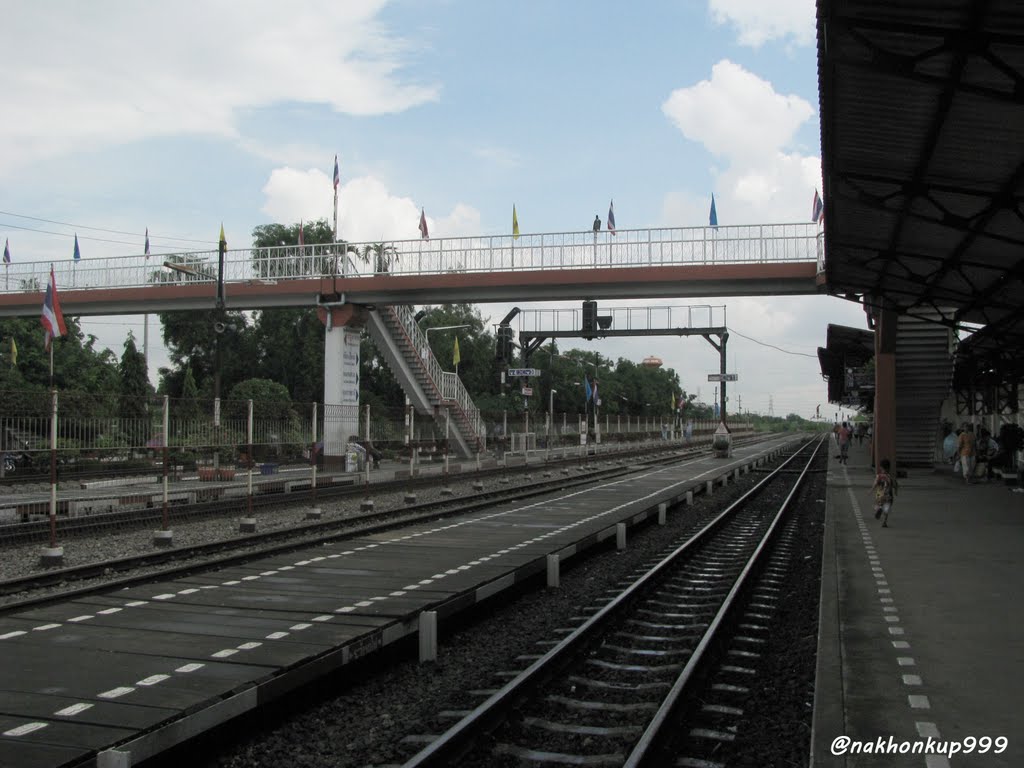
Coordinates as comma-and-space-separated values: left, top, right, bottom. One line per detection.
321, 304, 366, 462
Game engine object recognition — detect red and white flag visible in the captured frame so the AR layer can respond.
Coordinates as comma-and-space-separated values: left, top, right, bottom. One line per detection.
812, 189, 824, 224
41, 267, 67, 350
419, 208, 429, 240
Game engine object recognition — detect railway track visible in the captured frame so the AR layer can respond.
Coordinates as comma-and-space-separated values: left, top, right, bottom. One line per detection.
0, 440, 759, 606
0, 439, 744, 545
396, 436, 824, 767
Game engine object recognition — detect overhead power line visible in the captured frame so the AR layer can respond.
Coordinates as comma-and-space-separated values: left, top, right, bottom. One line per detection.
0, 221, 153, 248
728, 327, 818, 358
0, 209, 211, 245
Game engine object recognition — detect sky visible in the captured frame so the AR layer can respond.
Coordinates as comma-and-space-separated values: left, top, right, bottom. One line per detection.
0, 0, 865, 421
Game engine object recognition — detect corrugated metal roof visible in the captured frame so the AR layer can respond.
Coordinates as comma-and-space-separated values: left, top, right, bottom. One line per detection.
817, 1, 1024, 361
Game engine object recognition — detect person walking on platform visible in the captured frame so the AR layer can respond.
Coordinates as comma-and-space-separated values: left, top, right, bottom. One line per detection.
838, 421, 852, 464
957, 423, 976, 484
873, 458, 897, 527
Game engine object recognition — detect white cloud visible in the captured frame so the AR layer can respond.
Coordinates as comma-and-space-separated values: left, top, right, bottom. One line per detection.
661, 60, 821, 224
708, 0, 815, 48
260, 168, 480, 243
0, 0, 438, 174
662, 60, 814, 163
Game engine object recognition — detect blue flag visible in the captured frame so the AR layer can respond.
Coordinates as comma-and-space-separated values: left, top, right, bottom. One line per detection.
3, 238, 10, 264
73, 233, 81, 261
709, 195, 718, 227
584, 375, 592, 402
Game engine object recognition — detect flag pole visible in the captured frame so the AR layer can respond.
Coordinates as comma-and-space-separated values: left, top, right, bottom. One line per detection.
49, 342, 54, 389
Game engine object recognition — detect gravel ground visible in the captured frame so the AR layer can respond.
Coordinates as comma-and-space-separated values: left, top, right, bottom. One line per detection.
156, 455, 822, 768
0, 469, 544, 583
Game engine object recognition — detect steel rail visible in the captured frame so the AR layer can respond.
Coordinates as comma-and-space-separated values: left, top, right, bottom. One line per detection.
623, 434, 825, 766
399, 436, 822, 768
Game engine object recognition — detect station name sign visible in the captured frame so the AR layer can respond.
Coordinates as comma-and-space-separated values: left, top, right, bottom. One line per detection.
707, 373, 738, 382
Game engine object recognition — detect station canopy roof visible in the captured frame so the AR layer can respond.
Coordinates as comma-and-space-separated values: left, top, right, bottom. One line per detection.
818, 324, 875, 408
817, 1, 1024, 375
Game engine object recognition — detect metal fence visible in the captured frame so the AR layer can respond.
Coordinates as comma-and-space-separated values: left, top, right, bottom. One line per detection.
1, 391, 740, 480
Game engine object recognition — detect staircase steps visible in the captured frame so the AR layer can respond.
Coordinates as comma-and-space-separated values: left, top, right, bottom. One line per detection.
895, 311, 954, 467
365, 305, 483, 458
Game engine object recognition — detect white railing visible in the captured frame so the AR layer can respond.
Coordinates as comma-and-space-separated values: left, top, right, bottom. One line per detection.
386, 305, 483, 447
518, 304, 728, 334
0, 223, 823, 295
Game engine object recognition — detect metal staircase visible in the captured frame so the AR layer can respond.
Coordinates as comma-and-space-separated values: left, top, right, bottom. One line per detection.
365, 304, 484, 458
895, 311, 955, 467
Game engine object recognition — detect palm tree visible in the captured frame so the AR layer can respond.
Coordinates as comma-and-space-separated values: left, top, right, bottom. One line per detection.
361, 243, 400, 274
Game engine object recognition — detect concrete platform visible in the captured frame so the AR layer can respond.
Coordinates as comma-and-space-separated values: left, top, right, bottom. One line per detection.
813, 440, 1024, 767
0, 436, 792, 767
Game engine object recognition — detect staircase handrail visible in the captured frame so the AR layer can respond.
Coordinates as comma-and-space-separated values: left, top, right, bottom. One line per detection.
387, 305, 482, 445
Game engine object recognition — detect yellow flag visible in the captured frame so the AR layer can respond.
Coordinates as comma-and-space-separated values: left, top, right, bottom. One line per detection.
219, 223, 227, 249
671, 391, 676, 410
9, 338, 16, 368
512, 205, 520, 240
453, 336, 461, 368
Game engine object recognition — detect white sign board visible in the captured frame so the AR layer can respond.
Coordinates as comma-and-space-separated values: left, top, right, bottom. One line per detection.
521, 387, 533, 396
507, 368, 540, 377
707, 373, 739, 382
341, 329, 362, 405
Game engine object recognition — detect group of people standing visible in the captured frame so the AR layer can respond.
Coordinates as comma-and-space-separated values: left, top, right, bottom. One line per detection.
945, 423, 1002, 484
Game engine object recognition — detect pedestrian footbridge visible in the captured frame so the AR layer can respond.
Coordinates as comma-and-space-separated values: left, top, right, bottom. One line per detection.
0, 223, 825, 458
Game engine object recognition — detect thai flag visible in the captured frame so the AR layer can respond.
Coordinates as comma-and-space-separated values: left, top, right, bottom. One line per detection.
333, 155, 340, 190
41, 266, 67, 350
145, 228, 150, 258
812, 189, 824, 224
584, 375, 592, 402
3, 238, 10, 264
419, 208, 429, 239
607, 200, 616, 235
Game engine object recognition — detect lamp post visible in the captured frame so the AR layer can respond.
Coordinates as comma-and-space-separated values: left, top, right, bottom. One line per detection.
423, 324, 471, 366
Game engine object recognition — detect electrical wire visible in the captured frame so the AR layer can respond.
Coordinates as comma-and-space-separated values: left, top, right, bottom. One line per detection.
0, 209, 211, 245
728, 327, 818, 358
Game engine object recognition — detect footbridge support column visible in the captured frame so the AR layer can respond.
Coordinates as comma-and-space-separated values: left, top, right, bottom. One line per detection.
873, 305, 898, 473
320, 303, 368, 464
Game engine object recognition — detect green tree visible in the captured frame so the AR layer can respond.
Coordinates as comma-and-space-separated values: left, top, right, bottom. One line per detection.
248, 221, 338, 403
0, 316, 120, 395
157, 310, 256, 398
362, 242, 400, 273
251, 220, 340, 277
118, 331, 150, 422
226, 378, 295, 421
